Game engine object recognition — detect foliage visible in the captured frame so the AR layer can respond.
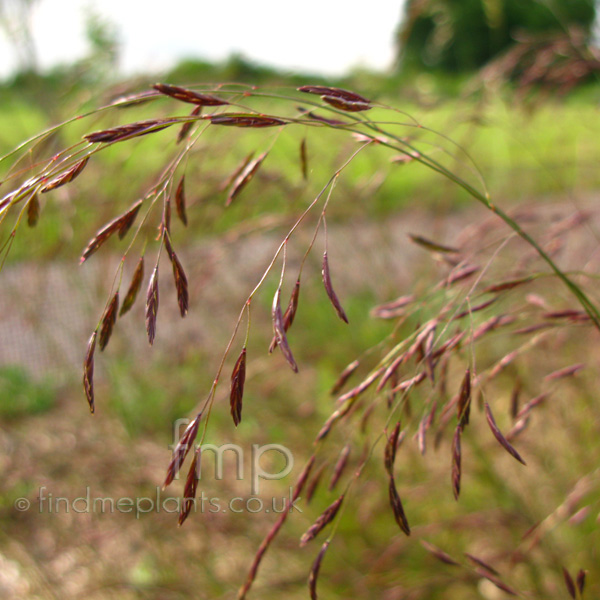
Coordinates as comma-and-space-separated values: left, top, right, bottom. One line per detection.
0, 0, 40, 72
0, 365, 54, 418
397, 0, 597, 72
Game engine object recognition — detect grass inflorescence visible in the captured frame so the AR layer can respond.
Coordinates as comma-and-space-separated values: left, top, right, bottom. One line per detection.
2, 81, 599, 599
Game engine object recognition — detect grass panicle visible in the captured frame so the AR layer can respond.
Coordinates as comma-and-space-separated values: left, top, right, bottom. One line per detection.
2, 80, 600, 600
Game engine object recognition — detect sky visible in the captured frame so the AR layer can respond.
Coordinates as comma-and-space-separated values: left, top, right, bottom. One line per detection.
0, 0, 404, 79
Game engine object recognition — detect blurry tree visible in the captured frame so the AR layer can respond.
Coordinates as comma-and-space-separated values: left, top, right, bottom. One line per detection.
0, 0, 39, 72
73, 9, 121, 84
396, 0, 597, 71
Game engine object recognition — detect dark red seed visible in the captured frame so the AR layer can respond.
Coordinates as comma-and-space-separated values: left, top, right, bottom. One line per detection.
230, 348, 247, 427
175, 175, 188, 226
119, 257, 145, 317
98, 291, 119, 351
146, 266, 159, 345
484, 402, 527, 465
153, 82, 228, 106
40, 157, 89, 193
83, 331, 97, 414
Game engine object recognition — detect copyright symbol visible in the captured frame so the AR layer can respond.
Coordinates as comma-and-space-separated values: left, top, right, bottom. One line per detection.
14, 498, 30, 511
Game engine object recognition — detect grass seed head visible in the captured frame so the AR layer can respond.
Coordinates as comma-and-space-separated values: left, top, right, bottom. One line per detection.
420, 541, 459, 566
300, 494, 344, 546
269, 278, 300, 353
209, 113, 287, 128
384, 421, 402, 475
330, 359, 360, 396
272, 288, 298, 372
164, 413, 202, 488
451, 425, 461, 500
85, 119, 177, 143
80, 199, 143, 263
153, 82, 228, 106
388, 476, 411, 535
119, 257, 145, 317
175, 175, 188, 226
146, 266, 159, 345
40, 157, 89, 193
99, 291, 119, 351
562, 567, 577, 599
328, 444, 351, 491
176, 105, 203, 144
169, 249, 189, 318
179, 450, 200, 526
484, 402, 527, 465
83, 331, 97, 414
457, 368, 472, 429
300, 137, 308, 179
306, 462, 327, 505
321, 95, 371, 112
297, 85, 371, 105
27, 193, 40, 227
308, 540, 330, 600
576, 569, 586, 595
230, 348, 247, 427
322, 251, 348, 323
226, 151, 268, 206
